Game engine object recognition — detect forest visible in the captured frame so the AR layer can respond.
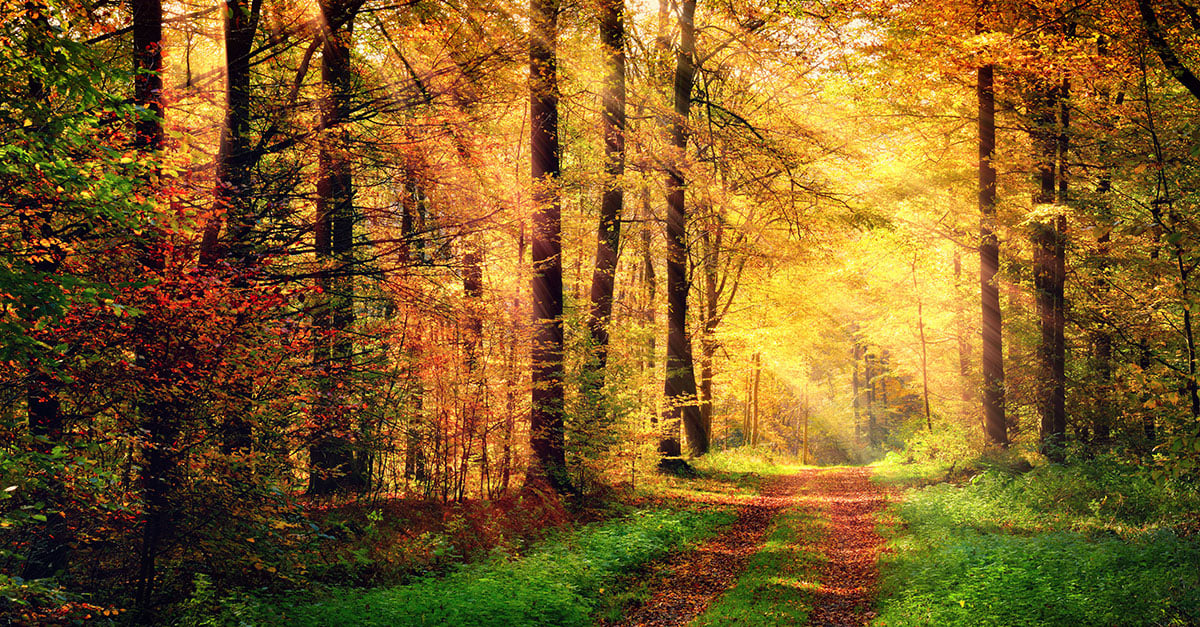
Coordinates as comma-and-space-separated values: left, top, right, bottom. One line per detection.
2, 0, 1200, 624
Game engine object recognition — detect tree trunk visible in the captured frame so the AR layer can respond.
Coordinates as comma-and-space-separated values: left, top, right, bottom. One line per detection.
587, 0, 626, 376
954, 248, 973, 409
200, 0, 260, 267
751, 352, 761, 447
528, 0, 571, 493
699, 211, 722, 448
309, 0, 364, 495
661, 0, 706, 460
131, 0, 172, 613
1031, 76, 1066, 461
206, 0, 262, 456
979, 62, 1007, 447
852, 340, 862, 445
1092, 51, 1118, 448
913, 258, 932, 430
461, 247, 484, 499
802, 388, 810, 465
865, 351, 878, 448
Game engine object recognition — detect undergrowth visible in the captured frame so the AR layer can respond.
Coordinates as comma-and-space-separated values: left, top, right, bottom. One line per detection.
183, 507, 735, 627
874, 458, 1200, 626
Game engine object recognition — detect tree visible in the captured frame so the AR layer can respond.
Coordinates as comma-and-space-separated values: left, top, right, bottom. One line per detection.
200, 0, 261, 267
661, 0, 708, 461
309, 0, 367, 495
528, 0, 571, 493
1029, 71, 1066, 460
1136, 0, 1200, 101
978, 57, 1007, 447
587, 0, 626, 377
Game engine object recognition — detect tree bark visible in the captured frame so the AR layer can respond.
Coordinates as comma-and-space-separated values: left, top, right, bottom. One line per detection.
1031, 76, 1066, 461
18, 5, 70, 583
129, 1, 180, 615
914, 260, 932, 431
528, 0, 571, 493
954, 248, 973, 409
200, 0, 261, 268
979, 62, 1007, 447
661, 0, 707, 460
309, 0, 365, 495
751, 352, 761, 447
587, 0, 626, 376
852, 339, 862, 445
865, 350, 878, 447
699, 210, 722, 448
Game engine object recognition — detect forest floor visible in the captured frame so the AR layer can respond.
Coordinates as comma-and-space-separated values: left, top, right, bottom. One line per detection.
611, 466, 890, 627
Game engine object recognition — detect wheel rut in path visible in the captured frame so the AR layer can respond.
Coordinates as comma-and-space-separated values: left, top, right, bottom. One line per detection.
611, 467, 889, 627
806, 467, 890, 627
610, 470, 812, 627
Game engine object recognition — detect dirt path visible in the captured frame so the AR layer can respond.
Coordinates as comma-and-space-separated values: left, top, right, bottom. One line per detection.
610, 471, 813, 627
805, 467, 890, 627
611, 467, 888, 627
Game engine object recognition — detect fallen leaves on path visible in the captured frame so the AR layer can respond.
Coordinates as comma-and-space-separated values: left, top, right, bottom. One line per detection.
806, 467, 890, 627
611, 471, 812, 627
610, 467, 889, 627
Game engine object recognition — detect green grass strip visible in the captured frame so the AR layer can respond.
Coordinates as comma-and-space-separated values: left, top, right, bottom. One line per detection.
257, 507, 735, 627
691, 505, 827, 626
875, 469, 1200, 626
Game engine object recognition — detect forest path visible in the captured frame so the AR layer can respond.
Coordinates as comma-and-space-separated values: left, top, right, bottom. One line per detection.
610, 466, 889, 627
805, 467, 890, 626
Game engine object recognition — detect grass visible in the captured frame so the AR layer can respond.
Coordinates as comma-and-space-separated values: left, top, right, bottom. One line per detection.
179, 447, 805, 626
691, 505, 827, 626
874, 458, 1200, 626
182, 504, 736, 626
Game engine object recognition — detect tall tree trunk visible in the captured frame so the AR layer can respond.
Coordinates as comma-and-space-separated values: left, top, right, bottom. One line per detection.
528, 0, 571, 493
865, 351, 878, 448
461, 247, 484, 498
914, 260, 932, 431
1091, 42, 1119, 447
661, 0, 706, 461
200, 0, 260, 267
699, 211, 722, 447
587, 0, 626, 376
309, 0, 364, 495
206, 0, 262, 457
131, 0, 173, 613
852, 339, 862, 445
641, 186, 657, 417
1031, 76, 1066, 461
751, 352, 761, 447
979, 61, 1007, 447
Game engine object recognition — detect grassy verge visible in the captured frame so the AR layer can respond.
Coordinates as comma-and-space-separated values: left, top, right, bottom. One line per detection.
185, 506, 735, 627
691, 505, 827, 626
874, 460, 1200, 626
